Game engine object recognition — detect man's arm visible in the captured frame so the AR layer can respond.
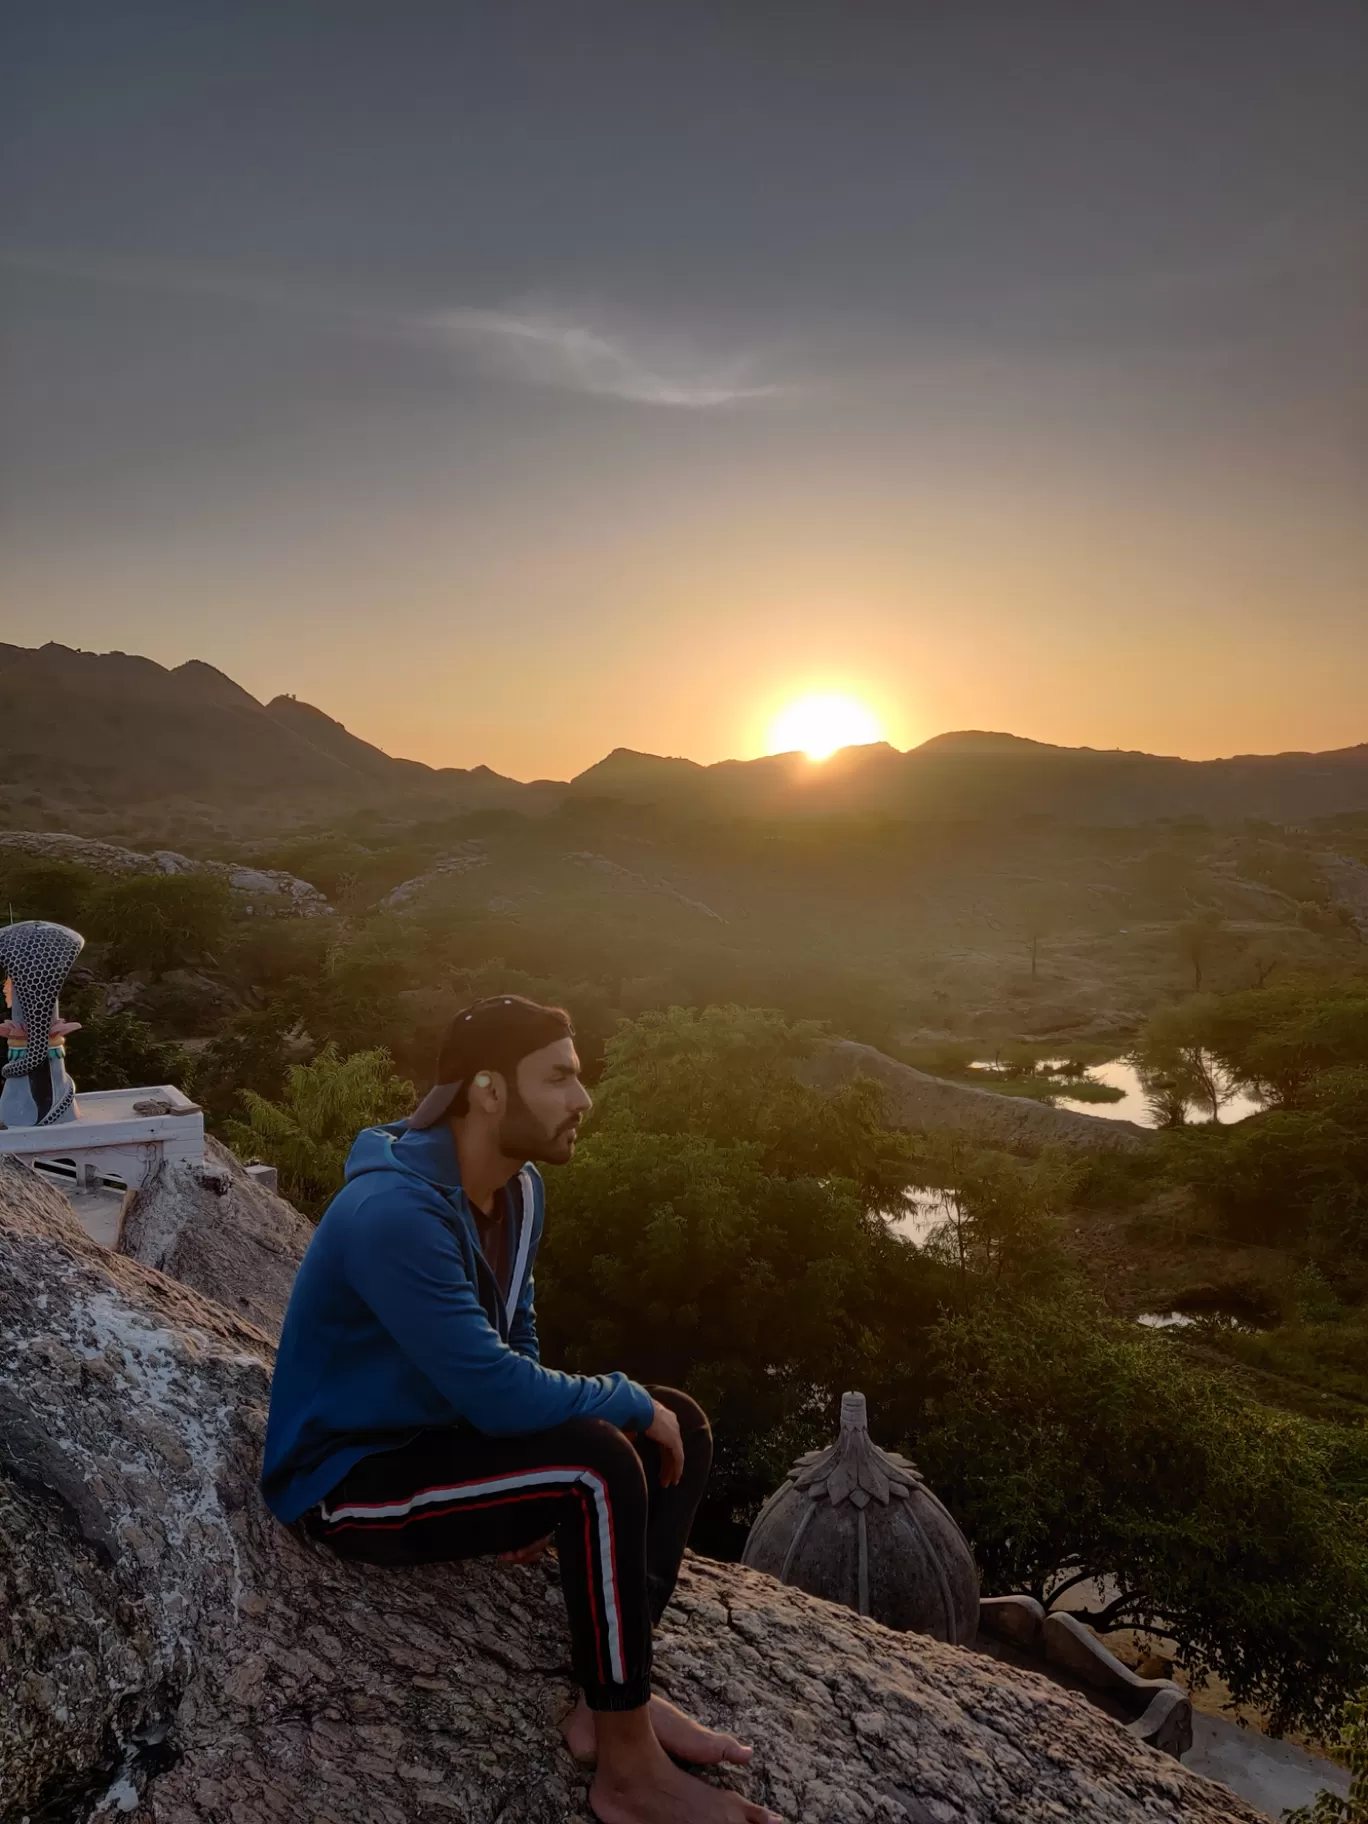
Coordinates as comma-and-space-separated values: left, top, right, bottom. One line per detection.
344, 1194, 652, 1435
508, 1267, 540, 1362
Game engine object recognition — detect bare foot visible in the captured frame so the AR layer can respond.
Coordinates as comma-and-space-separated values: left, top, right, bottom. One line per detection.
590, 1753, 780, 1824
560, 1693, 753, 1767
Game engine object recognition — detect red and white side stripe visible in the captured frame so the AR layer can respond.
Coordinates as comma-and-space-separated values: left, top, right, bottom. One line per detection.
317, 1463, 625, 1683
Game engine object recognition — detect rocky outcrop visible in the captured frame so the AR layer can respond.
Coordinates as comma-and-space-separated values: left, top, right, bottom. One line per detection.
0, 830, 331, 916
0, 1159, 1263, 1823
382, 841, 491, 908
1317, 850, 1368, 940
116, 1137, 316, 1338
810, 1040, 1153, 1153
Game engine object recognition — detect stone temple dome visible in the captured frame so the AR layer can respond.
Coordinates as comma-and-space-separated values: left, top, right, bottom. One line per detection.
741, 1390, 979, 1646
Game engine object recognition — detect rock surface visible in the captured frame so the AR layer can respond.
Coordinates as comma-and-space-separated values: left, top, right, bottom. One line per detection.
382, 842, 492, 908
0, 830, 331, 916
810, 1039, 1153, 1153
116, 1136, 316, 1339
0, 1157, 1263, 1823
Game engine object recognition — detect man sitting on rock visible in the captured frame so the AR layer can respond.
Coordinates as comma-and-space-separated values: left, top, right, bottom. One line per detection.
262, 994, 779, 1824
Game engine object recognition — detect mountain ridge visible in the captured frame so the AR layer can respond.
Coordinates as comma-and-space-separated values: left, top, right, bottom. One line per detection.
4, 640, 1368, 839
0, 642, 547, 839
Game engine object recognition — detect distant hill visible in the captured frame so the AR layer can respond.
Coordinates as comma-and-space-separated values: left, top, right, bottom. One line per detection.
0, 643, 550, 840
4, 640, 1368, 839
567, 728, 1368, 826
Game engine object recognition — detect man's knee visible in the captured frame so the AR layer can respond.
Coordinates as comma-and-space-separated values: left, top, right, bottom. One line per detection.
559, 1414, 649, 1503
645, 1385, 710, 1436
644, 1385, 712, 1470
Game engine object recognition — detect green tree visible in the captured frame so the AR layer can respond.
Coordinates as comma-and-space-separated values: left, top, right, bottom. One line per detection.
1166, 1067, 1368, 1250
1133, 998, 1241, 1124
226, 1042, 414, 1215
916, 1294, 1368, 1736
1174, 907, 1225, 992
190, 1007, 300, 1129
1197, 982, 1368, 1109
537, 1005, 935, 1543
64, 1009, 189, 1093
902, 1136, 1076, 1299
585, 1003, 914, 1205
1016, 883, 1069, 981
0, 856, 95, 927
87, 873, 232, 975
1246, 938, 1285, 989
1289, 1690, 1368, 1822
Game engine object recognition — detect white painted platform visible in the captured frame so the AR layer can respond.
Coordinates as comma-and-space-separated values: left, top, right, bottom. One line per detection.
0, 1084, 204, 1195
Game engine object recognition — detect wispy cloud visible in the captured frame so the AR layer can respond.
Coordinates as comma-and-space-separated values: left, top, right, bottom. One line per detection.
0, 247, 783, 410
418, 306, 780, 408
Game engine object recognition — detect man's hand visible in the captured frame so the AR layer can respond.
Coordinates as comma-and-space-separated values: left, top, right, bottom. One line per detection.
497, 1533, 552, 1566
646, 1399, 685, 1487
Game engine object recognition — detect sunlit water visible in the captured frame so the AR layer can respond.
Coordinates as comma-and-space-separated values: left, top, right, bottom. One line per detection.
883, 1056, 1266, 1249
1136, 1308, 1265, 1332
968, 1058, 1264, 1128
885, 1189, 958, 1247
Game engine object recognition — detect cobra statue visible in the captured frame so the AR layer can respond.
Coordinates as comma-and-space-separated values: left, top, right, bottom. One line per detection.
0, 920, 85, 1128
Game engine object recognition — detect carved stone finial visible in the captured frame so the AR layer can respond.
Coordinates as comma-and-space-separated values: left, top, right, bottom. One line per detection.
742, 1389, 979, 1644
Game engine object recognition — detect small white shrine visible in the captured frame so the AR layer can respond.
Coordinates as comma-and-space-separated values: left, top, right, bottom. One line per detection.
0, 1082, 205, 1195
2, 918, 207, 1241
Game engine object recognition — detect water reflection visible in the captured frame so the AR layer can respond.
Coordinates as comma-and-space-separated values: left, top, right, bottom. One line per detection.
968, 1057, 1264, 1128
1137, 1308, 1263, 1333
885, 1189, 956, 1247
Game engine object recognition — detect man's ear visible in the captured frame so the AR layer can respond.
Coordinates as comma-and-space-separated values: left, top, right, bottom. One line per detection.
470, 1069, 504, 1113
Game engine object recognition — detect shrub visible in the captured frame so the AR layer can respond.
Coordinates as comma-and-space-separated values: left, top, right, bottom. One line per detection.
226, 1042, 414, 1216
87, 873, 232, 975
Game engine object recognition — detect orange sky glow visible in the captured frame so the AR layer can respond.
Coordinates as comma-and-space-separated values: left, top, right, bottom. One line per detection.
4, 7, 1364, 781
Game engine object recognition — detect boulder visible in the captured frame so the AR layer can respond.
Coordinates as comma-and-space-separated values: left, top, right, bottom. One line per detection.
0, 830, 331, 917
116, 1136, 316, 1338
0, 1158, 1264, 1823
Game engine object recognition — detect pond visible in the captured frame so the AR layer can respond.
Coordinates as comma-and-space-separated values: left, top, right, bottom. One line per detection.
885, 1188, 957, 1248
969, 1057, 1265, 1128
1136, 1306, 1269, 1333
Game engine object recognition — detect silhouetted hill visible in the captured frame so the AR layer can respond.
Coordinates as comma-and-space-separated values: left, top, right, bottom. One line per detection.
568, 747, 708, 796
0, 643, 548, 839
5, 641, 1368, 839
263, 694, 428, 781
568, 730, 1368, 826
914, 729, 1064, 754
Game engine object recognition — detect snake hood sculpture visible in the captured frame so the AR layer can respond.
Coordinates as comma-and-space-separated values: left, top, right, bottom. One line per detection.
0, 919, 85, 1128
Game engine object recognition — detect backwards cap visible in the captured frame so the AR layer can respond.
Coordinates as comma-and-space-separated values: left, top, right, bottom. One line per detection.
406, 994, 574, 1130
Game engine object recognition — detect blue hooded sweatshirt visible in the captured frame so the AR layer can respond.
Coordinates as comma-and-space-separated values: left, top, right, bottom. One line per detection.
260, 1121, 656, 1522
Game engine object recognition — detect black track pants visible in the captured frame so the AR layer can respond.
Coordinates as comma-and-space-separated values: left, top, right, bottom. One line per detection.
301, 1385, 711, 1711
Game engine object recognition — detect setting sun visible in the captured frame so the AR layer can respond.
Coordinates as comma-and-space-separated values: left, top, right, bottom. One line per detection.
767, 693, 886, 762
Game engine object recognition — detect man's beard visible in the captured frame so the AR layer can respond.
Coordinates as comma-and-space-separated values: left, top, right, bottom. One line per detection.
497, 1087, 581, 1164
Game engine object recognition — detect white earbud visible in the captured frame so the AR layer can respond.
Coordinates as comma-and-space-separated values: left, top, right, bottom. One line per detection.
473, 1071, 492, 1090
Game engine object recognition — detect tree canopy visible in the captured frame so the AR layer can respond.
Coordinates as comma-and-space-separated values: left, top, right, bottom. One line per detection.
916, 1292, 1368, 1735
227, 1043, 414, 1215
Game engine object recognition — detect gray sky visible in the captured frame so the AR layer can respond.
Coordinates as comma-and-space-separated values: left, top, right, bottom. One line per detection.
3, 3, 1366, 776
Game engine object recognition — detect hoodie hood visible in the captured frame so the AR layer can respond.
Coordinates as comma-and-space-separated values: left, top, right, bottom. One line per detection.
342, 1122, 542, 1337
344, 1120, 463, 1192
